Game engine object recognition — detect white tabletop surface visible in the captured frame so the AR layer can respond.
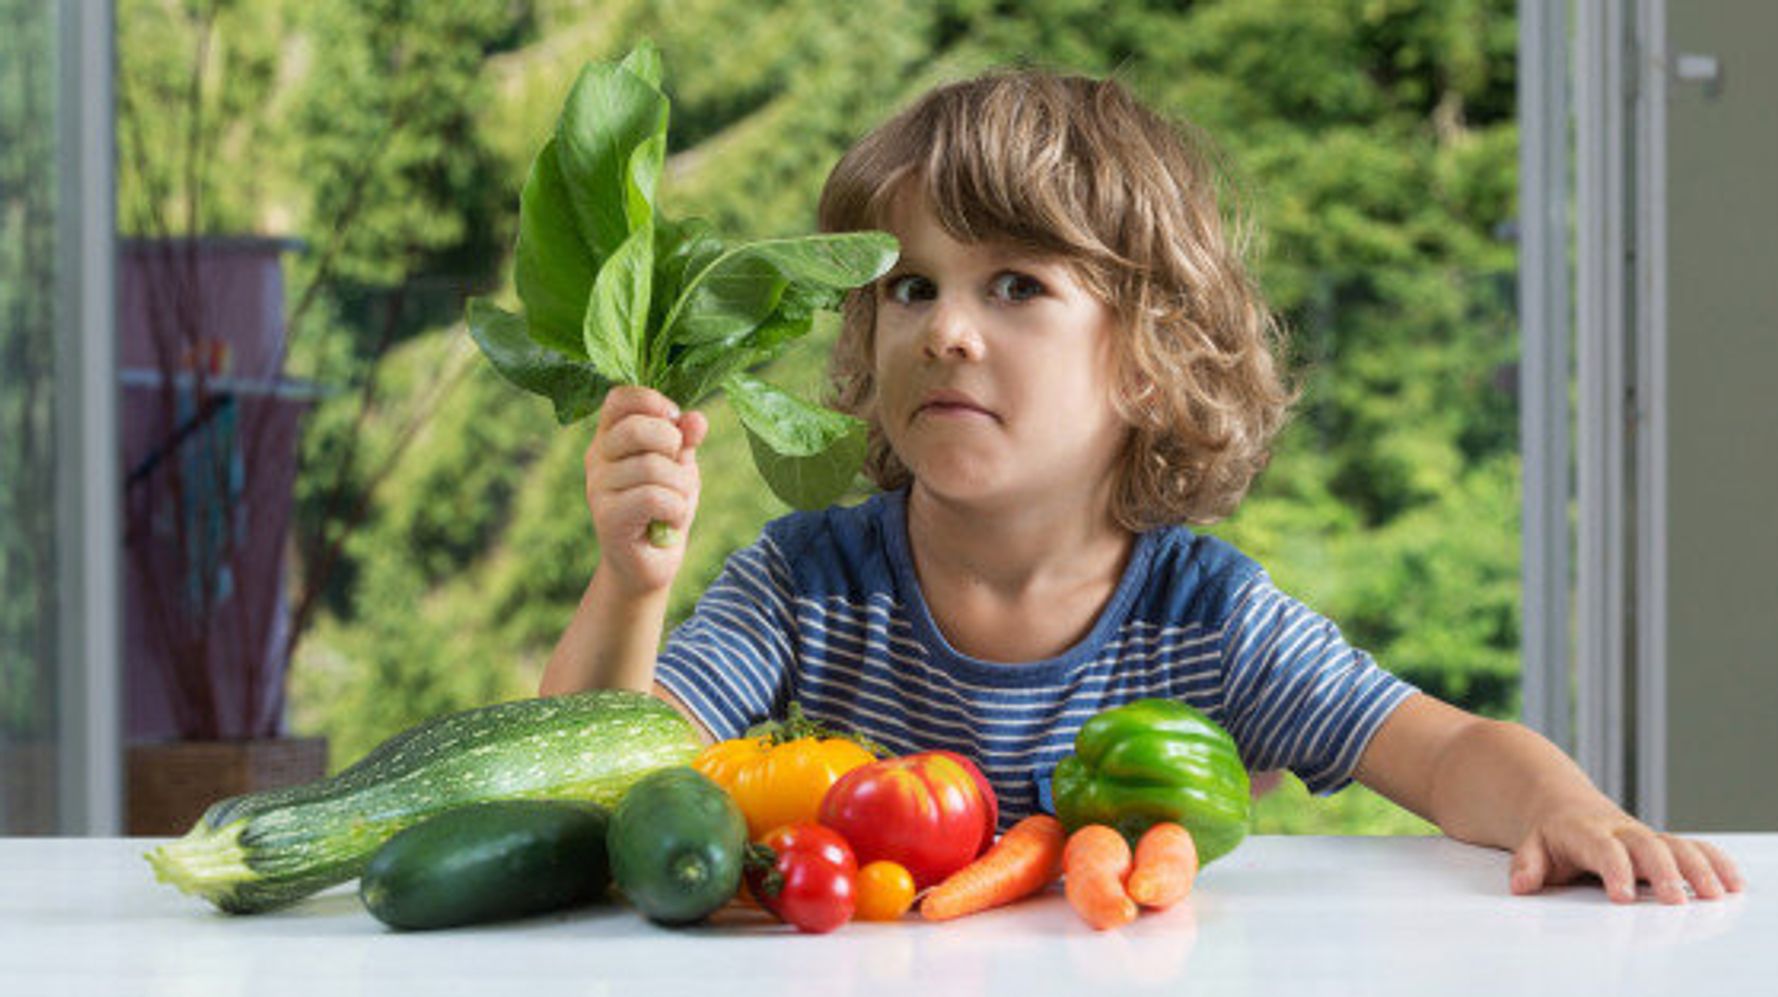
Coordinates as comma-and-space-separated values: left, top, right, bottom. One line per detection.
0, 834, 1767, 996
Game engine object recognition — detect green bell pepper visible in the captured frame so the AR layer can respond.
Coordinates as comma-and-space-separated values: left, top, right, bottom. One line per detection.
1050, 698, 1252, 865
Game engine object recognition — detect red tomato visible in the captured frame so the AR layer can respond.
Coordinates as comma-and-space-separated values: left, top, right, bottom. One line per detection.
817, 750, 999, 890
745, 822, 858, 934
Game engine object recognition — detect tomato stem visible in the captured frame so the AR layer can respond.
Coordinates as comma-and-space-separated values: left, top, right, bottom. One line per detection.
742, 702, 888, 756
743, 843, 785, 899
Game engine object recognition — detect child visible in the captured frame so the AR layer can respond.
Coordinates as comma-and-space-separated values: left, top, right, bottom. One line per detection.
541, 68, 1743, 905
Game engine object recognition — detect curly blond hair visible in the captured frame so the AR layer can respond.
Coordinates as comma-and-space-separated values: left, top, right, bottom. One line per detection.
817, 69, 1296, 529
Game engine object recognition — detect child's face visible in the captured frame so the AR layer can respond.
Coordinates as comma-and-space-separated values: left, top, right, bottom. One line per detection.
872, 192, 1130, 515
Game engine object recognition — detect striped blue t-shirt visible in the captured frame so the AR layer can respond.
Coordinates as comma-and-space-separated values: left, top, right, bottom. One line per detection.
655, 488, 1418, 829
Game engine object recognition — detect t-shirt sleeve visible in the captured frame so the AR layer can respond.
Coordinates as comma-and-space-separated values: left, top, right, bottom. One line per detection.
654, 534, 797, 742
1216, 572, 1419, 795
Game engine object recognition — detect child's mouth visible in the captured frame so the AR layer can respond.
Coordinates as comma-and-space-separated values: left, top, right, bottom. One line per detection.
916, 389, 997, 422
918, 402, 996, 421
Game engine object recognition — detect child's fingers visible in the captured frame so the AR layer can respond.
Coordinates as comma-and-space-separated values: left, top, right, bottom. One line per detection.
597, 452, 698, 497
599, 412, 687, 462
1694, 838, 1746, 893
678, 409, 709, 454
675, 412, 706, 516
1508, 838, 1548, 895
597, 385, 680, 433
614, 484, 694, 537
1621, 830, 1688, 904
1592, 835, 1638, 904
1665, 836, 1725, 900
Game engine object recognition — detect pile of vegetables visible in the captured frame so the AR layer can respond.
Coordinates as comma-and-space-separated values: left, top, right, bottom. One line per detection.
685, 723, 1004, 932
613, 698, 1242, 933
144, 690, 1248, 933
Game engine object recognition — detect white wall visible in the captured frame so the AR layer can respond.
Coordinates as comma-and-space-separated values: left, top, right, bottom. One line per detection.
1658, 0, 1778, 830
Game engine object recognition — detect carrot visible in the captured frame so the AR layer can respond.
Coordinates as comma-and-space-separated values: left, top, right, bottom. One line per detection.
1063, 824, 1138, 931
920, 815, 1066, 921
1125, 822, 1198, 910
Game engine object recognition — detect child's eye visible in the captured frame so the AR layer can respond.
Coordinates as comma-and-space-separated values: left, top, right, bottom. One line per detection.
882, 274, 936, 305
990, 272, 1045, 303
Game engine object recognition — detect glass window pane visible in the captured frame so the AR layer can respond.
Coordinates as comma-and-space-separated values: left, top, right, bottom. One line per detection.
0, 0, 62, 834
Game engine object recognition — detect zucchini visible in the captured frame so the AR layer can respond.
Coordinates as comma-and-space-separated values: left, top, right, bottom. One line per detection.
145, 690, 699, 914
608, 766, 747, 925
360, 799, 611, 930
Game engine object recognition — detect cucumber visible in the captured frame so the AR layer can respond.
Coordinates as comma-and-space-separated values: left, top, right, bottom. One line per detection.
360, 799, 611, 930
145, 690, 700, 914
608, 766, 747, 925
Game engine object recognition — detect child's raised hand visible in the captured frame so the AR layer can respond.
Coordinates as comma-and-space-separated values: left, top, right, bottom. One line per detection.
583, 386, 708, 597
1508, 801, 1745, 904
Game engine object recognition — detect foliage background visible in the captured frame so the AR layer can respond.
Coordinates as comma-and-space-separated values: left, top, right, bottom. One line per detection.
108, 0, 1521, 835
0, 0, 59, 745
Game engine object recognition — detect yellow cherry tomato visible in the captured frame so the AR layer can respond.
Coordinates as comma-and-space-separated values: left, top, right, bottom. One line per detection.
694, 730, 875, 840
854, 861, 916, 921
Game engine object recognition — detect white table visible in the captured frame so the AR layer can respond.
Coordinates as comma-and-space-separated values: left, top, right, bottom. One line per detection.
1, 834, 1767, 996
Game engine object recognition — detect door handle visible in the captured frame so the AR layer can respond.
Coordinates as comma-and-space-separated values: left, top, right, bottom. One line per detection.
1674, 53, 1723, 98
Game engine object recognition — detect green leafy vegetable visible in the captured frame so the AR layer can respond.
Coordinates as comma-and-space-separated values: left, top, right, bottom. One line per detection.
585, 221, 654, 383
726, 373, 869, 511
464, 300, 609, 424
466, 38, 897, 523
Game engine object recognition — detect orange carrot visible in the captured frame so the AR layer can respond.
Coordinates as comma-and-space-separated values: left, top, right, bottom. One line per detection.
920, 815, 1066, 921
1125, 822, 1198, 910
1063, 824, 1137, 931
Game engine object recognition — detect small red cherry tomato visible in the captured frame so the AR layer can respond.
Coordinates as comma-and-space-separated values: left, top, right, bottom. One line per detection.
744, 822, 858, 934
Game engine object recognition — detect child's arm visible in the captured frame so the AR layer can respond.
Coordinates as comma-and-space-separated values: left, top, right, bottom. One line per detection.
538, 386, 706, 698
1354, 694, 1745, 904
539, 569, 674, 695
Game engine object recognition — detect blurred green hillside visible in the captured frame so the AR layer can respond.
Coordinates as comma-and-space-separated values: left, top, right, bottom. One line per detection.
116, 0, 1517, 835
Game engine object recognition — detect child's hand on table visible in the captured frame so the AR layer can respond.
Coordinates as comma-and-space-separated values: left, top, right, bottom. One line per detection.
1509, 798, 1745, 904
1357, 695, 1747, 905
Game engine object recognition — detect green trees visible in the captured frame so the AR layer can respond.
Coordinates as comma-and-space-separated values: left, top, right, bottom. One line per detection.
1163, 1, 1523, 716
0, 0, 59, 742
110, 1, 1522, 788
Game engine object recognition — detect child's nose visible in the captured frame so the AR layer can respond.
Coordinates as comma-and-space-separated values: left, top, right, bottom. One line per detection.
921, 300, 984, 360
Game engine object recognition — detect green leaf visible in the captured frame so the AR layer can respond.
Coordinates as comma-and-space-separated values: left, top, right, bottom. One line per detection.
651, 218, 724, 319
513, 137, 596, 359
554, 55, 669, 261
466, 299, 611, 425
662, 232, 898, 349
585, 221, 654, 383
658, 281, 827, 407
723, 371, 869, 510
619, 38, 663, 89
626, 131, 666, 237
647, 217, 726, 378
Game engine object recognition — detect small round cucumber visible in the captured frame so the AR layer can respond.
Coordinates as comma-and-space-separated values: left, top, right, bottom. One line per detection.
607, 766, 746, 925
359, 799, 611, 930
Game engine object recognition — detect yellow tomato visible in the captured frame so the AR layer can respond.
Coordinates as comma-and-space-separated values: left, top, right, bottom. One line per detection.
693, 734, 875, 840
855, 861, 916, 921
